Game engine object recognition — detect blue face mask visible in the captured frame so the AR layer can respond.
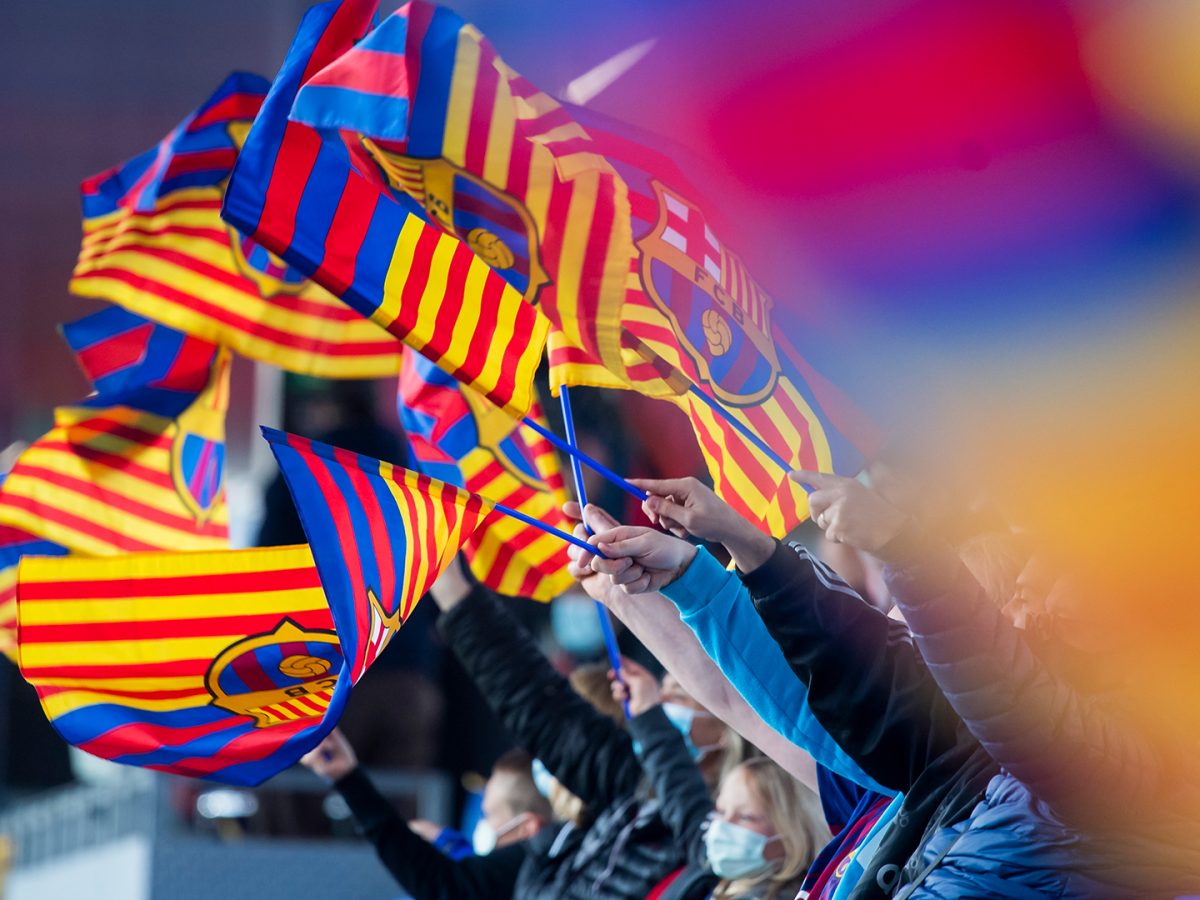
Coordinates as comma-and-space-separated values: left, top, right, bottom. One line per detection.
550, 593, 605, 657
530, 758, 555, 799
662, 701, 720, 762
704, 817, 778, 879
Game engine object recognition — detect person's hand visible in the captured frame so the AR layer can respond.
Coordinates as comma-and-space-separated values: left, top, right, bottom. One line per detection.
300, 727, 358, 782
408, 819, 443, 842
630, 476, 775, 572
587, 518, 697, 594
428, 553, 472, 612
609, 656, 661, 716
792, 470, 910, 557
563, 502, 628, 609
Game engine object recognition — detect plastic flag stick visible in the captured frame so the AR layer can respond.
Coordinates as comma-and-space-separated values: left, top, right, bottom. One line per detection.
521, 416, 647, 502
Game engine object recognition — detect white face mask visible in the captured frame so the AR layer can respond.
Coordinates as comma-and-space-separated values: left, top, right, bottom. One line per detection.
704, 817, 779, 879
471, 813, 526, 855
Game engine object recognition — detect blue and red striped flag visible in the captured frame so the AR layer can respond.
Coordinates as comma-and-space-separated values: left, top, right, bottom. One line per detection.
16, 544, 347, 785
70, 72, 402, 379
398, 352, 572, 601
0, 308, 230, 554
263, 427, 496, 682
222, 0, 547, 418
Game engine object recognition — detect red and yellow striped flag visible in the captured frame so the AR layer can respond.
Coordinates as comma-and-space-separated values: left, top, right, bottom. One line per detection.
71, 72, 402, 380
16, 544, 345, 785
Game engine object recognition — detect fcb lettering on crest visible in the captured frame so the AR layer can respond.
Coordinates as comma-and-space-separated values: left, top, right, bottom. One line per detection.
205, 618, 343, 728
361, 138, 550, 305
637, 181, 781, 407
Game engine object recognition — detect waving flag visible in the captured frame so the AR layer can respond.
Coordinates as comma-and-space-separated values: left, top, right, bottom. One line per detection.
263, 427, 495, 682
70, 72, 402, 379
222, 0, 546, 418
15, 544, 348, 785
399, 352, 571, 601
0, 526, 67, 660
284, 0, 636, 391
0, 309, 231, 554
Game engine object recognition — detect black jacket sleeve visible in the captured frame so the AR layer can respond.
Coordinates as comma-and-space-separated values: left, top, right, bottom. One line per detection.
438, 585, 643, 810
883, 528, 1163, 823
334, 766, 523, 900
626, 705, 714, 869
744, 541, 966, 793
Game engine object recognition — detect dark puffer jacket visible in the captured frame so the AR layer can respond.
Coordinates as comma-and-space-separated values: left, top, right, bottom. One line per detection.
747, 538, 1200, 898
334, 583, 700, 899
442, 584, 697, 900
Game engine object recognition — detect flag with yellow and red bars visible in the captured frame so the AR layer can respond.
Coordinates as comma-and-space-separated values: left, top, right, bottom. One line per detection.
539, 112, 885, 536
398, 351, 572, 601
0, 525, 67, 661
0, 306, 231, 555
71, 72, 402, 380
15, 543, 345, 785
221, 0, 547, 419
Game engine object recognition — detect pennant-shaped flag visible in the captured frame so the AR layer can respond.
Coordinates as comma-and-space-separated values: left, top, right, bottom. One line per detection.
284, 0, 636, 392
16, 544, 346, 785
0, 525, 67, 660
222, 0, 546, 418
262, 427, 495, 682
398, 352, 572, 601
0, 309, 231, 554
70, 71, 402, 380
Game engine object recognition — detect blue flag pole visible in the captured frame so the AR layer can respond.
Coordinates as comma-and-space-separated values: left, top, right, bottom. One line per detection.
559, 385, 632, 719
520, 416, 647, 502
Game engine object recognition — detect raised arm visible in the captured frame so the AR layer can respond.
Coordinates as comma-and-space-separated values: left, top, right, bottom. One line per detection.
430, 559, 642, 810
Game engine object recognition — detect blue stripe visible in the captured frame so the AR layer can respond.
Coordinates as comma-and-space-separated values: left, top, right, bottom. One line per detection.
158, 168, 230, 195
293, 85, 410, 143
345, 195, 400, 315
359, 11, 408, 55
61, 306, 148, 355
322, 454, 384, 615
52, 702, 232, 746
223, 1, 342, 236
81, 149, 157, 219
0, 540, 67, 569
406, 6, 464, 158
289, 136, 355, 274
358, 452, 412, 620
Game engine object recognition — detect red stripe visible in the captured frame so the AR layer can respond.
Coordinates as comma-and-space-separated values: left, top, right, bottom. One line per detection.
261, 122, 324, 250
20, 566, 318, 602
294, 694, 328, 715
391, 224, 439, 336
151, 716, 315, 778
333, 445, 396, 622
6, 465, 226, 538
20, 658, 213, 680
73, 324, 154, 382
311, 173, 382, 297
428, 242, 475, 363
37, 684, 209, 701
306, 47, 411, 97
229, 645, 279, 693
275, 700, 307, 718
21, 609, 334, 644
84, 196, 222, 231
163, 148, 239, 179
76, 715, 245, 758
463, 48, 499, 177
0, 493, 162, 552
189, 92, 264, 131
74, 267, 397, 356
26, 441, 175, 491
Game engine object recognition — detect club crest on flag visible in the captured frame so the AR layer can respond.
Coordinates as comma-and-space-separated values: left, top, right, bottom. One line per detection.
364, 586, 403, 674
204, 618, 343, 728
638, 181, 781, 407
169, 350, 229, 523
362, 139, 550, 304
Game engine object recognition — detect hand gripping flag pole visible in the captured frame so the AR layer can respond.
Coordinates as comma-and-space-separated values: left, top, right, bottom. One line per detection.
558, 386, 632, 719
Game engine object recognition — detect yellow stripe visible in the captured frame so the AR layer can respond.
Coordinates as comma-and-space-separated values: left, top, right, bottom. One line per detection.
0, 503, 227, 558
42, 689, 209, 719
378, 215, 428, 327
20, 544, 313, 582
20, 587, 326, 625
33, 675, 210, 692
80, 187, 216, 232
444, 26, 483, 167
20, 634, 243, 668
524, 143, 555, 244
483, 64, 515, 190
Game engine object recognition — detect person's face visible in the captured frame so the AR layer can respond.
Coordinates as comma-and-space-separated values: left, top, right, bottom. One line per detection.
661, 674, 724, 751
481, 774, 529, 849
714, 767, 783, 861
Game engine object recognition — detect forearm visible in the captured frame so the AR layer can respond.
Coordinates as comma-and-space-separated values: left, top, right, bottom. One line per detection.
604, 583, 821, 792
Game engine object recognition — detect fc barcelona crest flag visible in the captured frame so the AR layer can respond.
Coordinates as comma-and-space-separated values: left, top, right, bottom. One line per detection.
0, 308, 231, 554
70, 72, 402, 380
15, 544, 350, 785
263, 428, 496, 683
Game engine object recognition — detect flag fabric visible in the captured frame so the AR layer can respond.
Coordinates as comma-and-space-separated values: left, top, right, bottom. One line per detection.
222, 0, 546, 418
70, 71, 402, 380
0, 526, 67, 660
398, 351, 572, 601
284, 0, 639, 392
15, 544, 348, 785
263, 427, 496, 682
0, 309, 231, 554
544, 109, 884, 535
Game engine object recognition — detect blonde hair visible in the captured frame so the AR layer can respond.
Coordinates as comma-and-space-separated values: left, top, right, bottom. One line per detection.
713, 758, 830, 900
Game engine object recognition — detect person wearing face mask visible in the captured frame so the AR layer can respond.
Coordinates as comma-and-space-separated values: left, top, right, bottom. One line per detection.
611, 658, 828, 900
301, 729, 550, 899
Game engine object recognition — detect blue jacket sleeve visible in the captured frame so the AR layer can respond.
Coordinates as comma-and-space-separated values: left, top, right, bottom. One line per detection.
662, 547, 893, 796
